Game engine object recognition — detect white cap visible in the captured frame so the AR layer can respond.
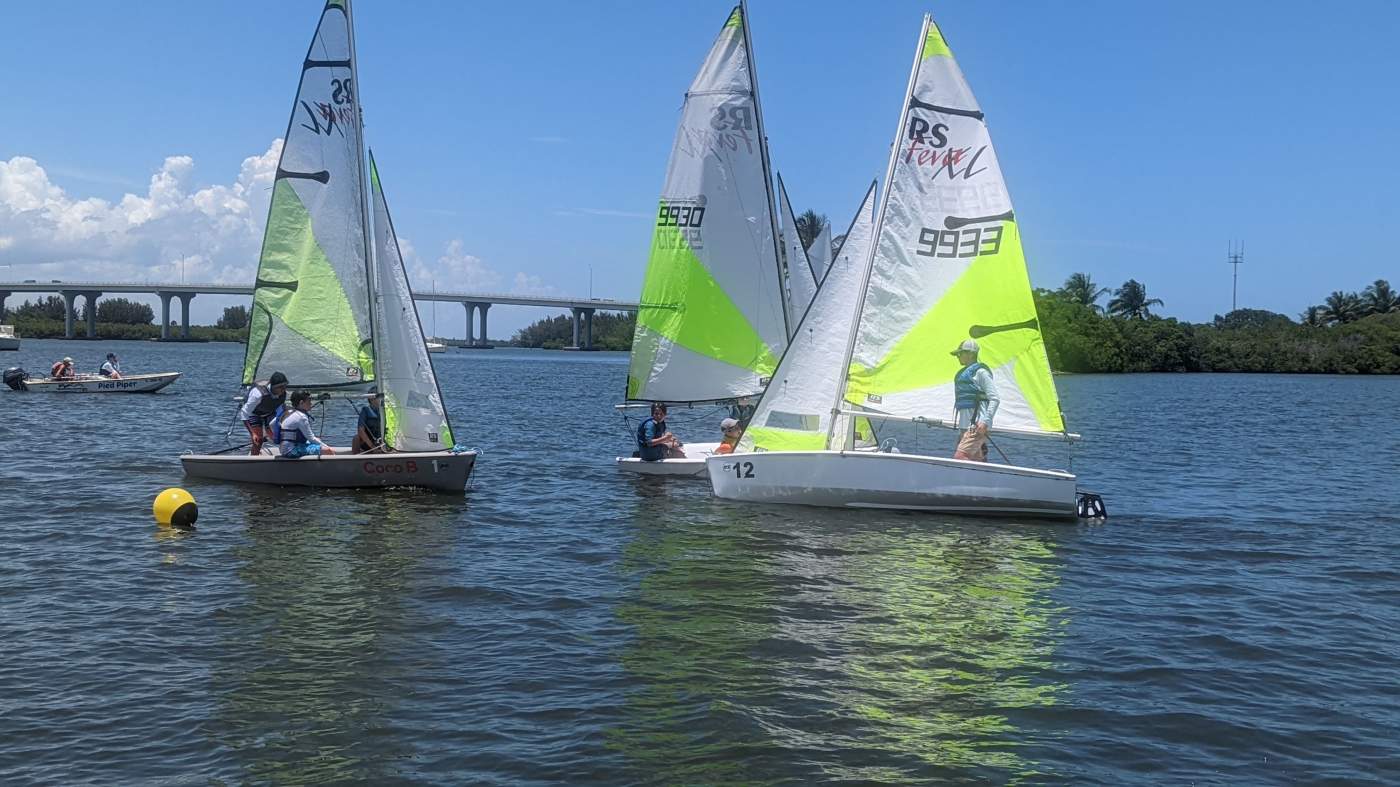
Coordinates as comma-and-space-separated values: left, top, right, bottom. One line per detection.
720, 417, 740, 431
950, 339, 979, 356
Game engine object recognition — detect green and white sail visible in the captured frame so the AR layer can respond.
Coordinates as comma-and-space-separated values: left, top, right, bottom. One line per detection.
625, 3, 787, 403
740, 181, 877, 452
243, 0, 374, 389
777, 173, 818, 336
369, 152, 454, 451
840, 17, 1065, 436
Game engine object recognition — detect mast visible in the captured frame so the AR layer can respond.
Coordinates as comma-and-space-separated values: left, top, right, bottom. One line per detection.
826, 14, 931, 446
345, 0, 380, 386
738, 0, 790, 340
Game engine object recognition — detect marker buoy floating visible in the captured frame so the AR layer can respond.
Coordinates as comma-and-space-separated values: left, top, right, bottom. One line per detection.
154, 488, 198, 530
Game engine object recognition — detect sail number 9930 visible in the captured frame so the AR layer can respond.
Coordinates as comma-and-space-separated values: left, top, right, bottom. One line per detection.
657, 205, 706, 228
915, 225, 1003, 258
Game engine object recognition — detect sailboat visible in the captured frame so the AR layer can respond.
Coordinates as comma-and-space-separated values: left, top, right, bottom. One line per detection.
181, 0, 474, 492
707, 16, 1083, 518
615, 1, 789, 477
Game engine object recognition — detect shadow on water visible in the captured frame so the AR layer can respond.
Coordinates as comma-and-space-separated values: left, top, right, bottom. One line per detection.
203, 485, 467, 784
606, 480, 1074, 784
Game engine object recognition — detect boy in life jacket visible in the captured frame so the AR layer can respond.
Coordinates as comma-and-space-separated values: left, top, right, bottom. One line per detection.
279, 390, 336, 458
50, 356, 75, 379
238, 371, 288, 455
636, 402, 684, 461
950, 339, 1000, 462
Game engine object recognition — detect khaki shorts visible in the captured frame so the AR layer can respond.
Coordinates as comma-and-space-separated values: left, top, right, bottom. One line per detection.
955, 427, 988, 461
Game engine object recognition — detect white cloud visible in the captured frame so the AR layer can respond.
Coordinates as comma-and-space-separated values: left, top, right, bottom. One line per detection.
0, 140, 282, 283
510, 272, 561, 296
1, 143, 562, 303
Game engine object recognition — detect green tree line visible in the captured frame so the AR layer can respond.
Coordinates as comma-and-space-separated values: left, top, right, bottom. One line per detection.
511, 311, 636, 350
1038, 274, 1400, 373
5, 297, 248, 342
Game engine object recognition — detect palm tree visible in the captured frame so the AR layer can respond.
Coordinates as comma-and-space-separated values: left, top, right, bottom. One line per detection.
1363, 279, 1400, 315
1107, 279, 1164, 319
1322, 291, 1364, 324
794, 209, 828, 251
1299, 305, 1327, 327
1059, 272, 1110, 311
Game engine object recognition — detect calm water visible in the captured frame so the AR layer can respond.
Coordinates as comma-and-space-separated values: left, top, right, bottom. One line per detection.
1, 338, 1397, 784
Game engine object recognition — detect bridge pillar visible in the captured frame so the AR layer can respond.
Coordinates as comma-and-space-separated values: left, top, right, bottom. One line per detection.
177, 293, 194, 339
462, 302, 476, 345
571, 307, 581, 348
83, 291, 101, 338
0, 290, 9, 323
157, 292, 173, 340
583, 308, 595, 349
476, 303, 490, 346
61, 290, 78, 339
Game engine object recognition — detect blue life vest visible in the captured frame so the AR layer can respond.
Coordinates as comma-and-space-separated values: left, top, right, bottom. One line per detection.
954, 362, 991, 414
636, 417, 665, 448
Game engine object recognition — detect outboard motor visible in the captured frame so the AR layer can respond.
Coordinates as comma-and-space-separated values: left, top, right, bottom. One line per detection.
3, 367, 28, 392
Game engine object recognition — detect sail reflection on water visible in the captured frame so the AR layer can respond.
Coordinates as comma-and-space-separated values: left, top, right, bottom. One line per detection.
207, 490, 460, 783
609, 505, 1069, 782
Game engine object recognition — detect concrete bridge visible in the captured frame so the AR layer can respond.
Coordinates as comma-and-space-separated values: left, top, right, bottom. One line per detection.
0, 281, 637, 349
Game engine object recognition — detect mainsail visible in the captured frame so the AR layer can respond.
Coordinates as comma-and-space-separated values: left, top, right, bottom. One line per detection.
777, 173, 818, 336
808, 220, 833, 285
839, 17, 1065, 437
369, 152, 454, 451
740, 181, 877, 452
243, 0, 375, 389
625, 3, 787, 403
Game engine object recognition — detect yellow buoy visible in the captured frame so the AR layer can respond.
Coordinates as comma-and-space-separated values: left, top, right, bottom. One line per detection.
154, 488, 198, 530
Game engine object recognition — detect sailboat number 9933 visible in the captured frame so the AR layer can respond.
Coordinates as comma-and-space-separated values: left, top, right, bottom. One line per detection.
727, 461, 755, 479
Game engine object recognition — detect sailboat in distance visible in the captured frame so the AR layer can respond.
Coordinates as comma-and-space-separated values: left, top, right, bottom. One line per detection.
707, 16, 1084, 518
616, 1, 788, 477
181, 0, 474, 492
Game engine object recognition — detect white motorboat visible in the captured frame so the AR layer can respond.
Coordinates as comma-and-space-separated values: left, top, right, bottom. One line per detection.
708, 16, 1093, 520
0, 325, 18, 351
426, 341, 447, 353
8, 371, 181, 393
181, 0, 474, 493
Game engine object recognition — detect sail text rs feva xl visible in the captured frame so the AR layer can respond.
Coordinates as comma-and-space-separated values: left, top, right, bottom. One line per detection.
707, 15, 1087, 519
616, 2, 787, 477
181, 0, 475, 492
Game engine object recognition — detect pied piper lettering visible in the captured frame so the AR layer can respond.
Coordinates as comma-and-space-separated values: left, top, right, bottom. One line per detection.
363, 460, 418, 475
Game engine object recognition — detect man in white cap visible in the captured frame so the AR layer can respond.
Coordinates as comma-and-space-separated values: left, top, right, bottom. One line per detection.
951, 339, 999, 462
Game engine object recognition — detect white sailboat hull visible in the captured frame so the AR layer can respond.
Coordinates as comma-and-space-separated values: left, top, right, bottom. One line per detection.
616, 441, 723, 477
20, 372, 181, 393
181, 448, 476, 493
706, 450, 1077, 519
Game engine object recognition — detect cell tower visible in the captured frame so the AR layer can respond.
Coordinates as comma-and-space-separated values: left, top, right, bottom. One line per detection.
1227, 241, 1244, 312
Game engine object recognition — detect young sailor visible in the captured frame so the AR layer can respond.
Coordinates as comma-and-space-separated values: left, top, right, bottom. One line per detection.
636, 402, 684, 461
99, 353, 122, 379
50, 356, 75, 379
715, 417, 741, 455
351, 387, 384, 454
950, 339, 1000, 462
279, 390, 335, 457
238, 371, 289, 455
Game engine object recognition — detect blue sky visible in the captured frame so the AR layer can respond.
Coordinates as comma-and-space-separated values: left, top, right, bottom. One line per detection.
2, 0, 1396, 335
